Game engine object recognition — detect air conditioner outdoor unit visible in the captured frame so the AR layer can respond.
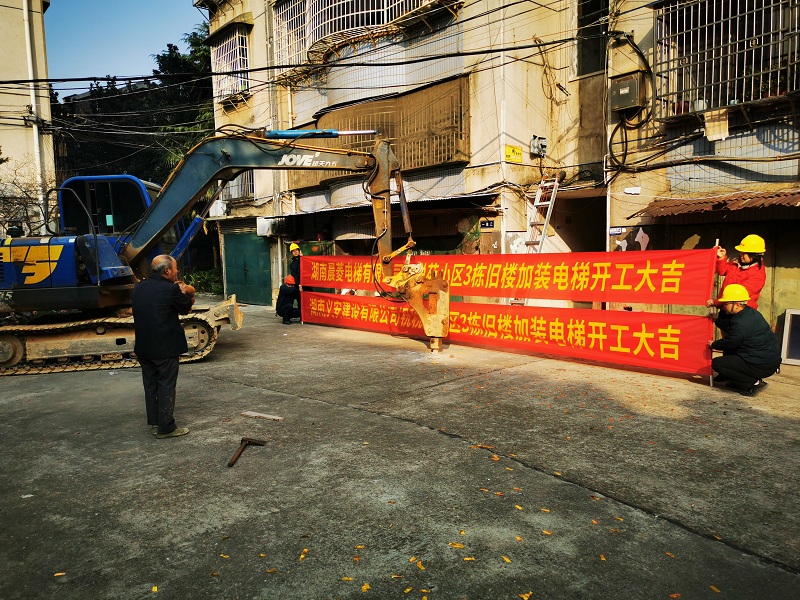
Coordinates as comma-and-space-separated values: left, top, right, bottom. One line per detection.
256, 217, 286, 237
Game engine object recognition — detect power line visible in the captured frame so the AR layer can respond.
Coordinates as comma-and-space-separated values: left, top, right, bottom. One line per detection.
0, 36, 577, 88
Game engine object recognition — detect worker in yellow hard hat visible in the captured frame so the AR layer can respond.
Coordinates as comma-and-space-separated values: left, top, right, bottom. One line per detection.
706, 234, 766, 310
707, 284, 781, 396
288, 242, 302, 292
706, 233, 766, 333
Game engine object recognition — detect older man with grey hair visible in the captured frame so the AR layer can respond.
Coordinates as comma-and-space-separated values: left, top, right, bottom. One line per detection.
132, 255, 194, 438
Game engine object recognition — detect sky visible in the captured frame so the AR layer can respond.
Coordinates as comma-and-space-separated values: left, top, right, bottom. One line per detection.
45, 0, 207, 94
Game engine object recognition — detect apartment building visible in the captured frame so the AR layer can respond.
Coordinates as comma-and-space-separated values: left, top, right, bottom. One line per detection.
0, 0, 54, 237
193, 0, 609, 306
607, 0, 799, 333
193, 0, 799, 348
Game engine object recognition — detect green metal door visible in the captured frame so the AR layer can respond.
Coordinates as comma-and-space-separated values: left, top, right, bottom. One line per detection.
224, 234, 272, 305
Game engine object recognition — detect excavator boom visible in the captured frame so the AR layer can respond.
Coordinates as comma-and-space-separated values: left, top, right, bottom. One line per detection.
122, 135, 375, 277
121, 129, 449, 347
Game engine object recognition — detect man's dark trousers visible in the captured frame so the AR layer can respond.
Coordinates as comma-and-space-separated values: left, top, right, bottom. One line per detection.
140, 356, 180, 434
712, 354, 780, 391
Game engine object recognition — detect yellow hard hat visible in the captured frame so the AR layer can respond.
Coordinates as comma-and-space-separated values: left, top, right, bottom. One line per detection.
734, 234, 765, 254
717, 284, 750, 303
289, 243, 300, 251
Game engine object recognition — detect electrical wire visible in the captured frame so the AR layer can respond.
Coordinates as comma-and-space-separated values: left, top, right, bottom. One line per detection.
2, 0, 615, 142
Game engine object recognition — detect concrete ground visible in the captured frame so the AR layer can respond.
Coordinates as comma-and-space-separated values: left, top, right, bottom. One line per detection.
1, 304, 798, 600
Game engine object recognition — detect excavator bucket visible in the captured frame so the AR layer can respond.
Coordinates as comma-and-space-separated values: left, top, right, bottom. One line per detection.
407, 280, 450, 352
390, 264, 450, 351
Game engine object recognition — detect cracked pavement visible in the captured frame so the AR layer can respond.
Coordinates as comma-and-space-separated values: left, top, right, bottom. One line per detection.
2, 305, 798, 599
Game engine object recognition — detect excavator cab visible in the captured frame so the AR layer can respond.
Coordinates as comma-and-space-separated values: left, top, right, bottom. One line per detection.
59, 175, 188, 264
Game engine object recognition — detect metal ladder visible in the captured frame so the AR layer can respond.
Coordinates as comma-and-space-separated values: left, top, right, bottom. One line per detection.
525, 175, 560, 254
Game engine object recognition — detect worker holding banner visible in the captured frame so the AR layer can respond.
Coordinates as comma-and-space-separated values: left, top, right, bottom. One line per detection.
706, 234, 767, 333
289, 243, 303, 291
708, 284, 781, 397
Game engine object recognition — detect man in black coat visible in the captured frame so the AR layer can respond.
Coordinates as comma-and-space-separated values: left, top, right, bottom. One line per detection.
132, 255, 194, 438
709, 284, 781, 396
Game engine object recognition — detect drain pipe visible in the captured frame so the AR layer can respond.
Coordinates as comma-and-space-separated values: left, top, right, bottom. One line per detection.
23, 0, 46, 234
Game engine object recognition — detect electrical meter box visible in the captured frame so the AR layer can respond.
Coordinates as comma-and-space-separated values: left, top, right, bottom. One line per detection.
610, 73, 645, 112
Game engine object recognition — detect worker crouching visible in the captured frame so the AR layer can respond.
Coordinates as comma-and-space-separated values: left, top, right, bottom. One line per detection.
708, 284, 781, 397
276, 275, 301, 325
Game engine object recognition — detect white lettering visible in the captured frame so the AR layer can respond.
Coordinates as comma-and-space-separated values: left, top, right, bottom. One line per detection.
277, 153, 327, 167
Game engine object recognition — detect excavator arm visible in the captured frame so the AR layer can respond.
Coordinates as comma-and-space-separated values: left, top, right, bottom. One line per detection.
365, 137, 450, 350
121, 134, 374, 276
121, 130, 449, 349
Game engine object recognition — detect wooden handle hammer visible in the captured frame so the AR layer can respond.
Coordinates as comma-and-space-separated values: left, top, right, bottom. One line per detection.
227, 437, 267, 467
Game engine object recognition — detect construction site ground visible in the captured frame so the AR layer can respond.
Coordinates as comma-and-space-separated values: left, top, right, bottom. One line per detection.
2, 303, 799, 600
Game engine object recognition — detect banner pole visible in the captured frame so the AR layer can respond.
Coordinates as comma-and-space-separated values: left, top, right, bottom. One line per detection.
709, 243, 719, 387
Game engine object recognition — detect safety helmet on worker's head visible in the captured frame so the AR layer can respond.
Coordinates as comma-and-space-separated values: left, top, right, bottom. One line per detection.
285, 275, 296, 285
289, 243, 300, 252
734, 234, 765, 255
717, 284, 750, 303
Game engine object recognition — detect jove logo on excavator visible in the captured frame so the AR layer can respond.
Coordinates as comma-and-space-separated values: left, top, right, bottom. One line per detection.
0, 242, 64, 285
277, 152, 338, 168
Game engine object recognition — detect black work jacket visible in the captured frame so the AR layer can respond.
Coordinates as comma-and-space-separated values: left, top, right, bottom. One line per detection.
276, 283, 299, 317
711, 306, 781, 365
132, 273, 193, 359
289, 256, 300, 283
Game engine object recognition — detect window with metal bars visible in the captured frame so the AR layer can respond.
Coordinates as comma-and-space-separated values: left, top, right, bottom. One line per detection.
275, 0, 307, 68
288, 78, 468, 190
210, 25, 250, 102
274, 0, 426, 70
219, 171, 254, 202
653, 0, 799, 120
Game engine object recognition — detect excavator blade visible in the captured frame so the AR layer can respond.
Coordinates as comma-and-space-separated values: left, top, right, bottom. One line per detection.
194, 294, 244, 331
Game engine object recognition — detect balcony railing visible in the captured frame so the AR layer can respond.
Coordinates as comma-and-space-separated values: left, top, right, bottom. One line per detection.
275, 0, 457, 70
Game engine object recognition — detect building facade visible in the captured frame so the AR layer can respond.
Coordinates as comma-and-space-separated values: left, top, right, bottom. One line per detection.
193, 0, 609, 306
606, 0, 799, 336
194, 0, 799, 349
0, 0, 54, 237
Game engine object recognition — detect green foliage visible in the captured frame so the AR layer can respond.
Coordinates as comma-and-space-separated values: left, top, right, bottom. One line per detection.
51, 23, 213, 185
184, 268, 223, 296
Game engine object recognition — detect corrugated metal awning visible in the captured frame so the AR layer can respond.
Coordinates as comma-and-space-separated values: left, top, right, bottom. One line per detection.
627, 189, 800, 219
217, 217, 257, 235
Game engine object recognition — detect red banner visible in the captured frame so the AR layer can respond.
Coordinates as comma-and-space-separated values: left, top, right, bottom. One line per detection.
300, 250, 716, 305
302, 292, 713, 376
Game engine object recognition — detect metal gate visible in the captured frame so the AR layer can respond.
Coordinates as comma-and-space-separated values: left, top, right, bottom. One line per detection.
223, 233, 272, 305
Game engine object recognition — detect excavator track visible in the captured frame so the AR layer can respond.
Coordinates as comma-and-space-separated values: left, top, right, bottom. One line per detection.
0, 314, 218, 377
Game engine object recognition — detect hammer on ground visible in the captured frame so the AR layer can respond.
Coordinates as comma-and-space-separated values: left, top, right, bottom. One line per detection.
227, 437, 267, 467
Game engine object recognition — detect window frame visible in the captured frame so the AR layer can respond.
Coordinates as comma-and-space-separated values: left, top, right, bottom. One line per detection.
577, 0, 609, 77
210, 24, 251, 103
219, 170, 255, 203
653, 0, 799, 120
